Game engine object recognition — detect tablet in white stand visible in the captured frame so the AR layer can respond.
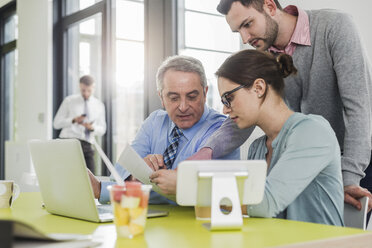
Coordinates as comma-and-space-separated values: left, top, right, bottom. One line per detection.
176, 160, 266, 231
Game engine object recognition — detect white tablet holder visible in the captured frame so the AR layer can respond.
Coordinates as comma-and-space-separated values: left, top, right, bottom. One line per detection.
176, 160, 267, 232
198, 171, 248, 230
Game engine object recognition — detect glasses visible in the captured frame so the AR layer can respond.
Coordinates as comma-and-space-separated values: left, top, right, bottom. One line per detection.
221, 84, 248, 108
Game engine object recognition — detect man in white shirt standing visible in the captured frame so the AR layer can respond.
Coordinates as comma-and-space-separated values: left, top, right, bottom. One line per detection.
53, 75, 106, 171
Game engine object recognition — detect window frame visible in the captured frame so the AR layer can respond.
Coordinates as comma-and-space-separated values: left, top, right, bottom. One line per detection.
53, 0, 114, 175
0, 1, 17, 180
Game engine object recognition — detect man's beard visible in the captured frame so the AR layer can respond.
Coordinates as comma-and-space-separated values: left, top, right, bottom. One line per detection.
258, 12, 279, 51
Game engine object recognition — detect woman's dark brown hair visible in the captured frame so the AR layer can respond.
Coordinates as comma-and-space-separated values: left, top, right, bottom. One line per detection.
215, 49, 297, 97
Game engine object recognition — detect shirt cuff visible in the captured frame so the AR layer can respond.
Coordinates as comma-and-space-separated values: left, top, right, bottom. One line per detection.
342, 170, 363, 187
99, 181, 116, 204
201, 143, 218, 159
98, 167, 132, 204
121, 170, 131, 181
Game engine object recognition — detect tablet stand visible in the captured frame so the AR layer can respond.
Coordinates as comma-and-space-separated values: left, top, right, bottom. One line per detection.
198, 171, 248, 230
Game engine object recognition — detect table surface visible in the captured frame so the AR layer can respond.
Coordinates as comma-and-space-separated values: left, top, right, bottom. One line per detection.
0, 192, 370, 248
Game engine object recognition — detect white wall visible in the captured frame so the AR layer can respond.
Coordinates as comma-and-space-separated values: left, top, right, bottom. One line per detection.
281, 0, 372, 61
16, 0, 53, 142
3, 0, 53, 191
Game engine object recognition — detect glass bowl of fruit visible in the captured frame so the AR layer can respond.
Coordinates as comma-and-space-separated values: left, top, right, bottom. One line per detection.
108, 182, 152, 238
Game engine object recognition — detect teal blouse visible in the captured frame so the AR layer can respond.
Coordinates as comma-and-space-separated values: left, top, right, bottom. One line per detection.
247, 113, 344, 226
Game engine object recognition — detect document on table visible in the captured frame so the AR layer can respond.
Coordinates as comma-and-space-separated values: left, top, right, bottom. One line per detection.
117, 143, 176, 202
0, 219, 100, 247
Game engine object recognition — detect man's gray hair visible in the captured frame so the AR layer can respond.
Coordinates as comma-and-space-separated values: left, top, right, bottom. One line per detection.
156, 55, 207, 92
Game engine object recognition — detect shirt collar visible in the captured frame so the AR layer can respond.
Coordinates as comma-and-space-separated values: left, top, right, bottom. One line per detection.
169, 105, 209, 141
269, 5, 311, 54
80, 94, 92, 101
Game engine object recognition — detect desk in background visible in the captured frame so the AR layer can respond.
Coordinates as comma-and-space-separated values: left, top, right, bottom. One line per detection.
0, 192, 370, 248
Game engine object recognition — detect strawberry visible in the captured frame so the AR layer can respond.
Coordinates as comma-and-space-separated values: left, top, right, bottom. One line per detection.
140, 191, 150, 208
111, 185, 125, 203
125, 181, 142, 198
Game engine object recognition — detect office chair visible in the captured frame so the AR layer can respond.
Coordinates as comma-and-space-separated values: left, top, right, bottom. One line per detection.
344, 196, 369, 229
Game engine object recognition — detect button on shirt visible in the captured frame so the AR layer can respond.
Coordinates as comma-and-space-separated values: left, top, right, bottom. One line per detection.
99, 105, 240, 204
246, 113, 344, 226
53, 94, 106, 144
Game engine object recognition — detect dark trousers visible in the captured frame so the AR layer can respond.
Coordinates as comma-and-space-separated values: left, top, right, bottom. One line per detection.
360, 154, 372, 224
79, 140, 95, 172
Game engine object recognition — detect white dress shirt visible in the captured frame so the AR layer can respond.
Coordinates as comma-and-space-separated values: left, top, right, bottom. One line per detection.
53, 94, 106, 143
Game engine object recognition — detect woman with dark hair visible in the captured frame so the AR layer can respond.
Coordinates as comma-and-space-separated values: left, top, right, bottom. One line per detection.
217, 50, 344, 226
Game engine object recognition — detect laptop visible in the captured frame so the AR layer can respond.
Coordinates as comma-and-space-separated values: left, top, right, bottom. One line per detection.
28, 139, 168, 223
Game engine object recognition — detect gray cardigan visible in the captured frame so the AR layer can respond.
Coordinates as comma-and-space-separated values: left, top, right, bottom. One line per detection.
206, 9, 372, 186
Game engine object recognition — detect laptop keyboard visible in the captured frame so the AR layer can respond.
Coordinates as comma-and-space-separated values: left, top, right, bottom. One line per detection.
96, 204, 168, 220
97, 204, 113, 214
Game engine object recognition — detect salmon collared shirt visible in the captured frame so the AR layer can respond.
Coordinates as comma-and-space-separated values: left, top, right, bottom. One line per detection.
269, 5, 311, 56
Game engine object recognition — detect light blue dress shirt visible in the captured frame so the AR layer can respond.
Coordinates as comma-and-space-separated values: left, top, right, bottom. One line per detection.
246, 113, 344, 226
99, 105, 240, 204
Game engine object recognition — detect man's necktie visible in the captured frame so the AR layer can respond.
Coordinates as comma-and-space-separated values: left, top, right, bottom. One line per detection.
84, 100, 90, 140
163, 126, 182, 169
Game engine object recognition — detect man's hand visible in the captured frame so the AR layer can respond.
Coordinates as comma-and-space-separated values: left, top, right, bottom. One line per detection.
149, 170, 177, 195
344, 185, 372, 211
126, 175, 141, 182
81, 122, 94, 131
187, 147, 213, 160
144, 154, 165, 171
87, 169, 101, 199
73, 115, 86, 124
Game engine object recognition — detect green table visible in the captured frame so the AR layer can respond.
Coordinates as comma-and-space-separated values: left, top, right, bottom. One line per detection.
0, 192, 370, 248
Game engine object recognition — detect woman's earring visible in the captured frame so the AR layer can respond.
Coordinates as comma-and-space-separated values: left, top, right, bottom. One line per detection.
258, 94, 262, 98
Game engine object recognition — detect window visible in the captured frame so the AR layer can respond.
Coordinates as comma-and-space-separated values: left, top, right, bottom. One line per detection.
178, 0, 244, 112
113, 0, 145, 161
0, 2, 17, 179
54, 0, 109, 175
66, 13, 103, 97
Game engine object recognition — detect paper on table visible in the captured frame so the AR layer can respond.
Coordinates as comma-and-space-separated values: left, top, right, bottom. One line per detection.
1, 219, 95, 243
117, 143, 176, 202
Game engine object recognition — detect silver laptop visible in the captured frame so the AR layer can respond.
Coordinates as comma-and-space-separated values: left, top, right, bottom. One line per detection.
29, 139, 167, 223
